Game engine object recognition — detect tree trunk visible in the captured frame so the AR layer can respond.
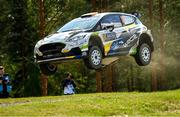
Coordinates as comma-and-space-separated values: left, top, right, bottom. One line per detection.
91, 0, 96, 11
96, 69, 102, 92
39, 0, 48, 96
39, 0, 45, 38
151, 63, 157, 91
127, 64, 134, 92
95, 64, 115, 92
130, 64, 134, 91
149, 0, 157, 91
148, 0, 153, 28
105, 64, 113, 92
91, 0, 109, 12
159, 0, 165, 90
40, 73, 48, 96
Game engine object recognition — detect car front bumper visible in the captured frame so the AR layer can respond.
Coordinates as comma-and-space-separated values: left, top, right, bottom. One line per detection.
34, 45, 88, 64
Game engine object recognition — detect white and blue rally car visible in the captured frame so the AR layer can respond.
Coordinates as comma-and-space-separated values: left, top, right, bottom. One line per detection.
34, 12, 154, 75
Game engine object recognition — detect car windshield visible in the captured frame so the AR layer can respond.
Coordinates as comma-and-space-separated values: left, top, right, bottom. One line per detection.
57, 16, 100, 32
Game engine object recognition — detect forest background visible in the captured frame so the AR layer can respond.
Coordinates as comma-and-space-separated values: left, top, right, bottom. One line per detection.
0, 0, 179, 97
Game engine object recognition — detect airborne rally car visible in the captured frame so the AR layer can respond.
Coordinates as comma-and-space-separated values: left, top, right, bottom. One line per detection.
34, 12, 154, 75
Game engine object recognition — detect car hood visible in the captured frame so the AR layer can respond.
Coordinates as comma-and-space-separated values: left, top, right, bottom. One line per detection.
38, 30, 84, 45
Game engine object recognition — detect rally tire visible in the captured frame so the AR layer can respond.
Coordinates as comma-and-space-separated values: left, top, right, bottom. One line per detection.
135, 43, 152, 66
84, 46, 102, 69
39, 63, 57, 75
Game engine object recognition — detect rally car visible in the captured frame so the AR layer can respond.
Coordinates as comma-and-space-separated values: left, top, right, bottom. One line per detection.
34, 12, 154, 75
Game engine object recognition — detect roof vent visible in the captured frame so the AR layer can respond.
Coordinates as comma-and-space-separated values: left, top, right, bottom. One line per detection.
131, 12, 141, 18
81, 12, 98, 18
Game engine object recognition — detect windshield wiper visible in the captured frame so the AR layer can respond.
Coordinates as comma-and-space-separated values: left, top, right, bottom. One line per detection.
61, 29, 82, 32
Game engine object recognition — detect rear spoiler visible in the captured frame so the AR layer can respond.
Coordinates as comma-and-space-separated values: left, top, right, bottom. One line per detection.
131, 12, 141, 18
81, 12, 98, 18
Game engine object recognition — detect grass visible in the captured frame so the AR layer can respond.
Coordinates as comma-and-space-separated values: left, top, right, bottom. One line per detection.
0, 90, 180, 116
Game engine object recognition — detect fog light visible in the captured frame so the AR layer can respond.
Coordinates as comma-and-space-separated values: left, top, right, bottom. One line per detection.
62, 49, 69, 53
82, 52, 87, 56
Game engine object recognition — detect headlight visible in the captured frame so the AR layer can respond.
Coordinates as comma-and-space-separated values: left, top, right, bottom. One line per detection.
34, 41, 43, 56
66, 35, 86, 43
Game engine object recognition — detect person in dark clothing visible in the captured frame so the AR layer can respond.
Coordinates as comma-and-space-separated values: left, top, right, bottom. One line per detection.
62, 72, 76, 95
0, 66, 10, 98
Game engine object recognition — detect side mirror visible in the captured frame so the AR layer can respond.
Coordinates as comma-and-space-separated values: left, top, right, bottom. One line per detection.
131, 12, 141, 18
101, 23, 114, 32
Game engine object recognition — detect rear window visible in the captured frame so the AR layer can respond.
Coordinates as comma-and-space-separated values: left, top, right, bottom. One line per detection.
121, 15, 135, 25
101, 15, 122, 27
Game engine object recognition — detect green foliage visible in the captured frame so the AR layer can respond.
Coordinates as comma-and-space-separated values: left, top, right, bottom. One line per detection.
107, 0, 180, 91
44, 0, 91, 34
2, 0, 40, 97
111, 57, 152, 92
0, 0, 11, 64
0, 0, 179, 97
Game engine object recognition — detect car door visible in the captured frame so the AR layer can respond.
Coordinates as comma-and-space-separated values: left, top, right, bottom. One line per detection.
107, 15, 132, 55
98, 14, 125, 56
119, 15, 140, 52
99, 14, 137, 56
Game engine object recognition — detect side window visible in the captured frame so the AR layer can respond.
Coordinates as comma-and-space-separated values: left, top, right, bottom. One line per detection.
95, 23, 101, 31
101, 15, 122, 28
135, 18, 142, 24
121, 15, 135, 25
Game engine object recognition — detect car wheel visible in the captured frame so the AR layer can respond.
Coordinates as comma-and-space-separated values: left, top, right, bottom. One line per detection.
135, 43, 151, 66
39, 63, 57, 75
84, 46, 102, 69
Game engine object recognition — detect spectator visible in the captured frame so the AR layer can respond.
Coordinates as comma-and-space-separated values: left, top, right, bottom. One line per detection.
62, 72, 76, 95
0, 65, 10, 98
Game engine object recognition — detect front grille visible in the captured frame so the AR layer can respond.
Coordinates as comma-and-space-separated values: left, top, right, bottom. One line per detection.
37, 43, 82, 60
39, 43, 65, 56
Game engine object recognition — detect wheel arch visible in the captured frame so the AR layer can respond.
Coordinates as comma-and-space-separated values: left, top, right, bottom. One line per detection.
88, 35, 105, 56
139, 33, 154, 52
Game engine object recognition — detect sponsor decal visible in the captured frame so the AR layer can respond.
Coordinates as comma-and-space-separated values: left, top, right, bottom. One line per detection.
111, 38, 125, 50
129, 47, 137, 55
92, 32, 99, 36
104, 42, 113, 55
123, 34, 138, 47
106, 32, 116, 41
80, 44, 88, 50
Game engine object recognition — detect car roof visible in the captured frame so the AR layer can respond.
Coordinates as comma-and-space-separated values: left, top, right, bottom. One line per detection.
81, 12, 136, 18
